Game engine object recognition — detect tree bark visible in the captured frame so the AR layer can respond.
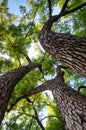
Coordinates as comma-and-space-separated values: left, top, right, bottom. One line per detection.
39, 3, 86, 129
50, 66, 86, 130
10, 66, 86, 130
5, 65, 86, 130
39, 18, 86, 77
0, 63, 40, 125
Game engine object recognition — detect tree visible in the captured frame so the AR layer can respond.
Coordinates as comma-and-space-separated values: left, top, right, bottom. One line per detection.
0, 0, 86, 129
39, 0, 86, 77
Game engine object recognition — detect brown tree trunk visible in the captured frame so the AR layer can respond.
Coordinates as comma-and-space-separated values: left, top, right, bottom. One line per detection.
0, 63, 40, 125
50, 66, 86, 130
39, 18, 86, 77
5, 66, 86, 130
39, 4, 86, 129
12, 66, 86, 130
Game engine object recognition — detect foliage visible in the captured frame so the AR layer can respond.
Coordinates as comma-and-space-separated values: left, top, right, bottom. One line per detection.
0, 0, 86, 129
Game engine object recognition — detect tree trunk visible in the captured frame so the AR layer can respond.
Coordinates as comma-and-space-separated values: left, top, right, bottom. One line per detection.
12, 65, 86, 130
4, 65, 86, 130
39, 18, 86, 77
16, 66, 86, 130
0, 63, 40, 125
50, 66, 86, 130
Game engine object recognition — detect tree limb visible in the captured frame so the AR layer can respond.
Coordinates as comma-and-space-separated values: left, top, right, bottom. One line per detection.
48, 0, 52, 18
25, 55, 33, 64
7, 80, 52, 112
61, 2, 86, 17
60, 0, 69, 13
25, 80, 52, 97
7, 65, 67, 112
7, 95, 25, 112
46, 2, 86, 25
25, 97, 45, 130
33, 106, 45, 130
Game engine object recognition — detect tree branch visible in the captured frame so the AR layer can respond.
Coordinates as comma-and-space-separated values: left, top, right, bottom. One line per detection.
48, 0, 52, 18
7, 80, 52, 112
25, 55, 33, 64
38, 53, 47, 81
7, 65, 67, 112
41, 115, 58, 121
7, 95, 25, 112
61, 2, 86, 16
46, 2, 86, 26
25, 96, 33, 103
78, 86, 86, 92
25, 80, 52, 97
60, 0, 69, 13
33, 106, 45, 130
25, 97, 45, 130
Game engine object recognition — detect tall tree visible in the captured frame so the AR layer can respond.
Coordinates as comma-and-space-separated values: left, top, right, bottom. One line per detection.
39, 0, 86, 77
0, 0, 86, 129
5, 65, 86, 130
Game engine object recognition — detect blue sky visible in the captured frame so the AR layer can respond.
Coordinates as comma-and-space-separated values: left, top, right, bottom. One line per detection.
0, 0, 60, 16
7, 0, 60, 16
7, 0, 26, 15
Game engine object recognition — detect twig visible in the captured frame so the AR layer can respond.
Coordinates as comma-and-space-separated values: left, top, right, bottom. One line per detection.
38, 53, 47, 81
41, 115, 58, 121
25, 55, 33, 64
25, 97, 45, 130
78, 86, 86, 92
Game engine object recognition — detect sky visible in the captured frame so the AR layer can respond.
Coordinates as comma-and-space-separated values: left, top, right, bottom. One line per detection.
7, 0, 26, 15
7, 0, 60, 16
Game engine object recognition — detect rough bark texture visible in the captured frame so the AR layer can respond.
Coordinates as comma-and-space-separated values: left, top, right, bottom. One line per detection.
5, 66, 86, 130
0, 63, 40, 125
39, 17, 86, 77
15, 66, 86, 130
50, 66, 86, 130
39, 5, 86, 129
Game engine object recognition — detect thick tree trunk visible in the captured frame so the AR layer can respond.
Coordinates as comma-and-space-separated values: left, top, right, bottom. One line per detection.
17, 66, 86, 130
50, 66, 86, 130
0, 63, 40, 125
39, 18, 86, 77
5, 66, 86, 130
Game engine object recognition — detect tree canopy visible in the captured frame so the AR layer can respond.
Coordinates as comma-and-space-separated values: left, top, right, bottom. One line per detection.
0, 0, 86, 129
